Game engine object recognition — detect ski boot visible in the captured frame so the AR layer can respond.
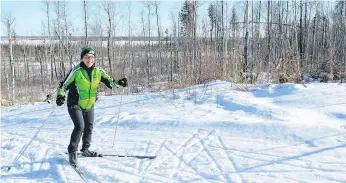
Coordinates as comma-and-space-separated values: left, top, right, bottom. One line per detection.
69, 152, 78, 167
81, 149, 102, 157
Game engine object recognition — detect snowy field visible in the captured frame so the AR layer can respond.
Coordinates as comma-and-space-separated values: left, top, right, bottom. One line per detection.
1, 81, 346, 183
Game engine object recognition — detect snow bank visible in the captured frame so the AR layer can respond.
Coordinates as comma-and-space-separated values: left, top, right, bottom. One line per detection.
1, 81, 346, 182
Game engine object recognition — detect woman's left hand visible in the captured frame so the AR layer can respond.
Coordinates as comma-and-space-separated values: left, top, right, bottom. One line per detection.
118, 78, 127, 87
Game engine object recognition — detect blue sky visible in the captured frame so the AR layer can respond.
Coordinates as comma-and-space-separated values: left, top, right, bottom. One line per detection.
1, 0, 215, 37
1, 1, 338, 37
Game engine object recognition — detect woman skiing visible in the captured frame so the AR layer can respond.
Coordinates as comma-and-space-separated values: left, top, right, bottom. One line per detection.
56, 47, 127, 167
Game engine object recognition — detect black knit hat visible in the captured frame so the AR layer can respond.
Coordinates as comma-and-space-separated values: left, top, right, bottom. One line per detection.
81, 47, 95, 59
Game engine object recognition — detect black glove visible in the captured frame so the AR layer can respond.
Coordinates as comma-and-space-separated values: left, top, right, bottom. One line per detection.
117, 78, 127, 87
56, 95, 65, 106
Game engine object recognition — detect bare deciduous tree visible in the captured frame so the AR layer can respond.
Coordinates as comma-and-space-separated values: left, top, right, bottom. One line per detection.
2, 15, 16, 102
83, 0, 88, 46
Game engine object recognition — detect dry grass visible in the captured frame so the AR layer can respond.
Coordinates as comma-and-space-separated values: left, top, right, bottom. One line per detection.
165, 82, 188, 90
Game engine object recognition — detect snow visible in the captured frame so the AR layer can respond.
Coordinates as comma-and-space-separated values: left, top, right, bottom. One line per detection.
1, 81, 346, 183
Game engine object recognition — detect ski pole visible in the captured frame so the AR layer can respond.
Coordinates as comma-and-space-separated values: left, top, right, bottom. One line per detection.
3, 105, 56, 172
112, 87, 124, 148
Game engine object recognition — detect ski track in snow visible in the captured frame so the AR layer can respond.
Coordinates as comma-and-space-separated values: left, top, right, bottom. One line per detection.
166, 130, 216, 181
140, 138, 167, 181
216, 136, 246, 183
1, 82, 346, 182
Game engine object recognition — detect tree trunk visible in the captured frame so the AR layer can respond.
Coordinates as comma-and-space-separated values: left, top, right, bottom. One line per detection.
266, 0, 271, 73
299, 0, 304, 68
6, 18, 15, 102
83, 0, 88, 46
243, 0, 249, 73
154, 1, 163, 75
105, 2, 113, 74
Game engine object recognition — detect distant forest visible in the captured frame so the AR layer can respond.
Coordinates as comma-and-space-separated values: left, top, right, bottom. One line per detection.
1, 1, 345, 105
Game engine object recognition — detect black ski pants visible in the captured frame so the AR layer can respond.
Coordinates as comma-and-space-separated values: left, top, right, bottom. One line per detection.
67, 105, 94, 153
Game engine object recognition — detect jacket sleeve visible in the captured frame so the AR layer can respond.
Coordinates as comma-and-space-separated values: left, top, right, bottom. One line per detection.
100, 69, 118, 89
56, 69, 76, 96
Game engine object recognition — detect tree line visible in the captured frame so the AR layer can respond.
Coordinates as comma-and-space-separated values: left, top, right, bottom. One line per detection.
1, 0, 345, 105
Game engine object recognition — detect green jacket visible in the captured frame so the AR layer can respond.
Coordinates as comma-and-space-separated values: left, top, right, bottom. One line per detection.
57, 62, 117, 109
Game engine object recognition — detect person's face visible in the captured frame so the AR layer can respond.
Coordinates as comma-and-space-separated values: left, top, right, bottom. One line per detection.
82, 53, 95, 68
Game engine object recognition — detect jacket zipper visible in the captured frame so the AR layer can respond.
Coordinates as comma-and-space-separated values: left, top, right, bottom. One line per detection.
86, 69, 93, 109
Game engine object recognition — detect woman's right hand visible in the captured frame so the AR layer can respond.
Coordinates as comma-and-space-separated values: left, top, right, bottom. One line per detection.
56, 95, 65, 106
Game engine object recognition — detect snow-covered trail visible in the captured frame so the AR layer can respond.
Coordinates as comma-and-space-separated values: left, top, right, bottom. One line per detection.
1, 82, 346, 182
